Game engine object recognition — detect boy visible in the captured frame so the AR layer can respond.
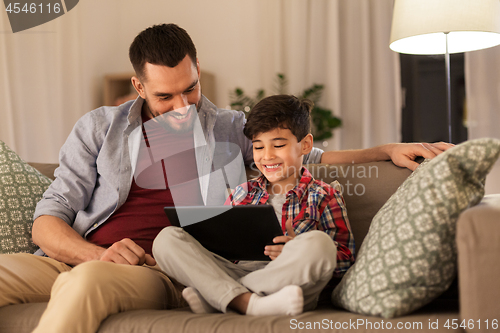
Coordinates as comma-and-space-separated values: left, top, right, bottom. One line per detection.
153, 95, 355, 316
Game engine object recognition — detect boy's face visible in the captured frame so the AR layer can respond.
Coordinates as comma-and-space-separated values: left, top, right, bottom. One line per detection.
252, 128, 313, 194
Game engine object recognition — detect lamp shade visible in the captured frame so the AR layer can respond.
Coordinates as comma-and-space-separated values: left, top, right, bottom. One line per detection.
390, 0, 500, 54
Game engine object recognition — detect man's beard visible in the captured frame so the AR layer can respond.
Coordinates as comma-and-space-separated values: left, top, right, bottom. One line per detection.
146, 103, 198, 134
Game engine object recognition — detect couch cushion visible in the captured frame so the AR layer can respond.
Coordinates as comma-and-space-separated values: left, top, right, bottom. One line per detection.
26, 162, 58, 181
0, 301, 460, 333
0, 141, 52, 254
332, 138, 500, 318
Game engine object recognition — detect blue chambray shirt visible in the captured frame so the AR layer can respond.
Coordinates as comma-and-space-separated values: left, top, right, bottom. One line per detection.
33, 96, 324, 256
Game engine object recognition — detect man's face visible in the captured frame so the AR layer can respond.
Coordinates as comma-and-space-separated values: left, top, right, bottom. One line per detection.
132, 55, 202, 132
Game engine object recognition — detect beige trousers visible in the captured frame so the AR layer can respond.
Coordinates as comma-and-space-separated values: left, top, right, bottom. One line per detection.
0, 253, 185, 333
153, 227, 337, 313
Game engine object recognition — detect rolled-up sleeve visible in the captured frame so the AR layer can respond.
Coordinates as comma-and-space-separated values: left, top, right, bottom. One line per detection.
34, 111, 101, 226
304, 147, 324, 164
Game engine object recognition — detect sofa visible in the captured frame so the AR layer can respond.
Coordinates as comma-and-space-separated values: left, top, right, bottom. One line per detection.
1, 156, 499, 333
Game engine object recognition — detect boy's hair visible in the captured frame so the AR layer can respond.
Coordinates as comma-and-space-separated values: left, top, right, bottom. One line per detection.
243, 95, 313, 142
129, 23, 197, 80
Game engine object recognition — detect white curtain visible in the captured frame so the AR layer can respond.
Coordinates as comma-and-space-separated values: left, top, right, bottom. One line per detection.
465, 48, 500, 195
1, 0, 401, 162
0, 7, 89, 163
254, 0, 401, 151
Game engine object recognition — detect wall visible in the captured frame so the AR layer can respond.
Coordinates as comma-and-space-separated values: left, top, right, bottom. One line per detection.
76, 0, 271, 110
1, 0, 403, 165
0, 0, 276, 162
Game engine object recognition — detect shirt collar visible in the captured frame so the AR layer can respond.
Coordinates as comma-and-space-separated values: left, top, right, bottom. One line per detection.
127, 96, 145, 125
197, 95, 218, 131
291, 167, 314, 199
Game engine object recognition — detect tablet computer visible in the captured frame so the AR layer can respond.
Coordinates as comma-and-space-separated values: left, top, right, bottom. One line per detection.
164, 205, 283, 261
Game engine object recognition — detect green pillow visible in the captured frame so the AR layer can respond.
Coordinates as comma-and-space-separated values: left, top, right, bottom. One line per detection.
332, 138, 500, 318
0, 141, 52, 254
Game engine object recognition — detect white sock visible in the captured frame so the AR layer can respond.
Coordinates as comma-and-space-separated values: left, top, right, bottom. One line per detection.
182, 287, 218, 314
246, 285, 303, 316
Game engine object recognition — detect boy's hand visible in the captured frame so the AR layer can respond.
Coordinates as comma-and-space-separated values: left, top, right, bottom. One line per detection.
264, 219, 296, 260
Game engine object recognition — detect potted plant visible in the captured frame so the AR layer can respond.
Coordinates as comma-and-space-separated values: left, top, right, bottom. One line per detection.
229, 74, 341, 141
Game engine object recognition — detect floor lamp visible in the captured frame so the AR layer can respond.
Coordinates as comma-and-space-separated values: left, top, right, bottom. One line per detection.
389, 0, 500, 143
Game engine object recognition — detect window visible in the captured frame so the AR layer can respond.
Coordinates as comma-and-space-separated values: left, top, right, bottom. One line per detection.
400, 54, 467, 144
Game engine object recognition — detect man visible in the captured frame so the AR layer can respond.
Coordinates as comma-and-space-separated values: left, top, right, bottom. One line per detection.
0, 24, 450, 333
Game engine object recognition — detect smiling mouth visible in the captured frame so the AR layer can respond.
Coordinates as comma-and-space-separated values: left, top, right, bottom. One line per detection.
171, 113, 189, 120
264, 163, 281, 170
167, 108, 195, 123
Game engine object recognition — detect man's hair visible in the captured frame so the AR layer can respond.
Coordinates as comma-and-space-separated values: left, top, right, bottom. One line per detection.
243, 95, 313, 142
129, 23, 197, 80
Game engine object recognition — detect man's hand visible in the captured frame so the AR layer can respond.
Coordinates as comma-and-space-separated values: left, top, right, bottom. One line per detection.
99, 238, 156, 266
320, 142, 453, 171
386, 142, 454, 171
264, 219, 296, 260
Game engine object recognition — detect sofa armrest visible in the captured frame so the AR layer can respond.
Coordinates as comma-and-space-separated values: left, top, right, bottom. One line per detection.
27, 162, 58, 180
456, 194, 500, 330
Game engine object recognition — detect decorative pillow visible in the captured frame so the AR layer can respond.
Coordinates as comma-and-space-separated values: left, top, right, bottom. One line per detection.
332, 138, 500, 318
0, 141, 52, 254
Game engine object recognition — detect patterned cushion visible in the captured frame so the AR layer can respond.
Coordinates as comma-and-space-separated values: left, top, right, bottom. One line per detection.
0, 141, 52, 254
332, 138, 500, 318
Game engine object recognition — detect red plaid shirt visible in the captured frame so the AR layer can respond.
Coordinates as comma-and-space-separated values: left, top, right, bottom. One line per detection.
226, 167, 355, 277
